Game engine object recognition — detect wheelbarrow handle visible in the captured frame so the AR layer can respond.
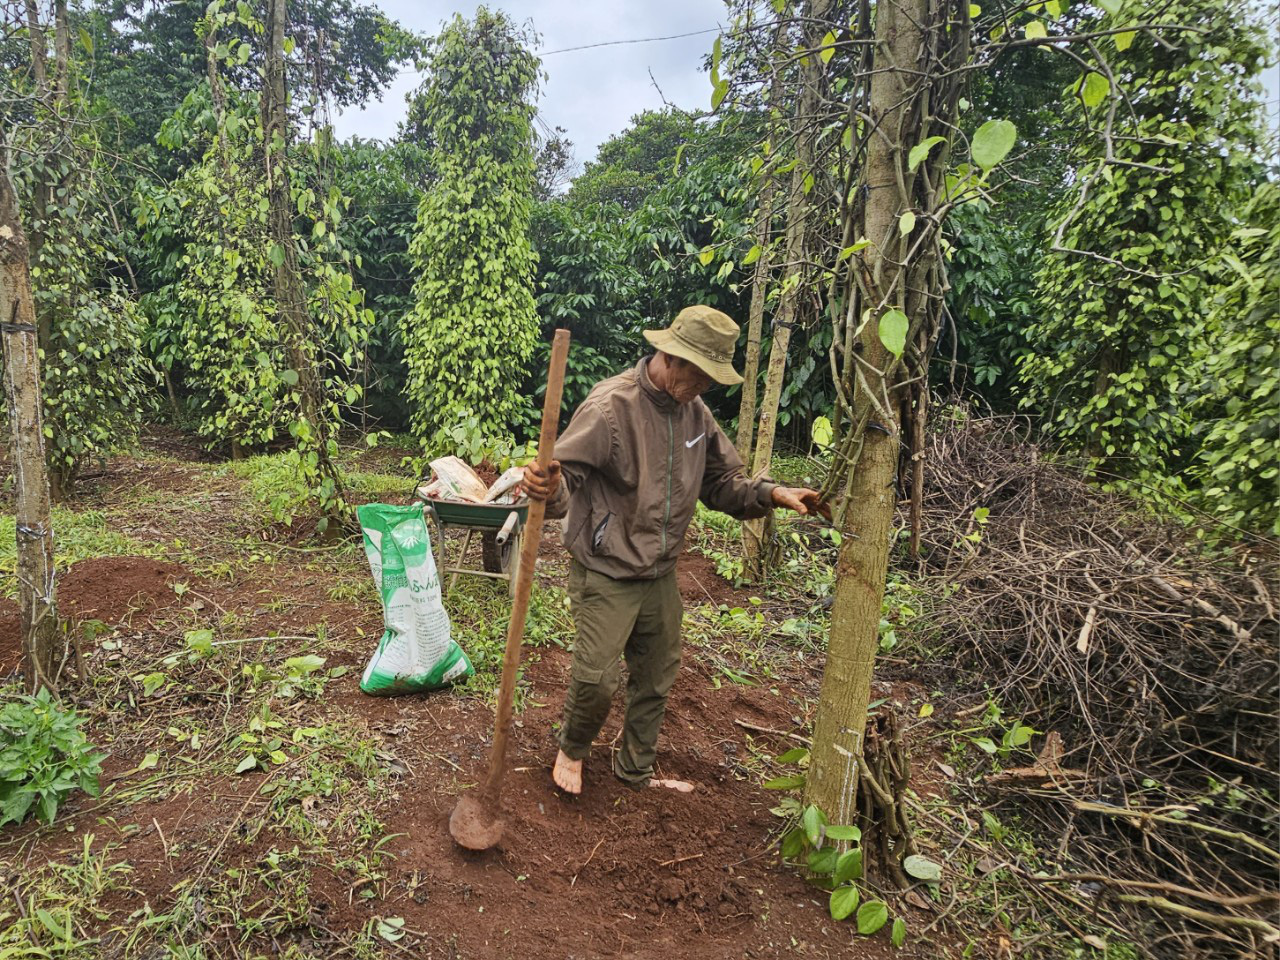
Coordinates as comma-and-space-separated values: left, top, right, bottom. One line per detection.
495, 509, 520, 547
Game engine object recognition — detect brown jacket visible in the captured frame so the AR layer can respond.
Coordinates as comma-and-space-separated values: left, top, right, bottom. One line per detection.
547, 357, 777, 580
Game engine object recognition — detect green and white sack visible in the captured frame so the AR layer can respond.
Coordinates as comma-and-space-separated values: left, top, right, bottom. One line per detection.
357, 504, 473, 695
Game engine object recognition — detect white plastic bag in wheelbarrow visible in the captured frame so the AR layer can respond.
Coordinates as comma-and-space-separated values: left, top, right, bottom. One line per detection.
357, 503, 474, 695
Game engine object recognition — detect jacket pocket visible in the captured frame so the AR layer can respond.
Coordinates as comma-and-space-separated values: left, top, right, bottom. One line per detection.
590, 512, 613, 555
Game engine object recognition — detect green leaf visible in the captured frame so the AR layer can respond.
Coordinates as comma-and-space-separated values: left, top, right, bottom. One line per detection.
775, 747, 810, 764
802, 804, 825, 846
903, 854, 943, 882
969, 3, 981, 16
37, 907, 68, 940
971, 119, 1017, 169
698, 247, 715, 267
1114, 28, 1136, 51
780, 827, 806, 859
878, 309, 909, 357
1024, 21, 1047, 39
830, 884, 859, 920
892, 917, 907, 947
711, 78, 730, 111
825, 824, 861, 842
235, 754, 258, 774
742, 244, 762, 266
834, 848, 863, 884
138, 752, 159, 771
377, 916, 406, 942
1081, 72, 1110, 108
763, 774, 806, 790
672, 142, 687, 176
280, 369, 299, 386
820, 30, 837, 63
973, 736, 998, 753
811, 416, 833, 448
840, 239, 871, 259
908, 136, 946, 171
269, 244, 285, 269
78, 27, 93, 54
899, 211, 917, 236
1095, 0, 1121, 13
857, 900, 889, 935
808, 845, 839, 874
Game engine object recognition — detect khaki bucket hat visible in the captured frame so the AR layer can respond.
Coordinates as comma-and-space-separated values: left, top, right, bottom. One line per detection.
643, 305, 744, 386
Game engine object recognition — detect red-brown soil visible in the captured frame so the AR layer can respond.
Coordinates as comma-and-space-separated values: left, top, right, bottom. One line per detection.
677, 549, 753, 607
0, 555, 184, 677
2, 439, 955, 959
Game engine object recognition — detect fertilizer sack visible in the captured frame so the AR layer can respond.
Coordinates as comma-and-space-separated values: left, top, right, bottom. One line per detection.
357, 503, 473, 695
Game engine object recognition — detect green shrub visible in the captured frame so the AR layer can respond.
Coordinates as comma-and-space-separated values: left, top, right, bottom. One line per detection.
0, 688, 105, 827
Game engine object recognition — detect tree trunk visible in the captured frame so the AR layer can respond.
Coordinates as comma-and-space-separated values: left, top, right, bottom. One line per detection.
23, 0, 50, 346
805, 0, 925, 825
52, 0, 69, 107
0, 132, 61, 693
735, 20, 789, 463
742, 1, 830, 581
735, 175, 774, 462
261, 0, 347, 523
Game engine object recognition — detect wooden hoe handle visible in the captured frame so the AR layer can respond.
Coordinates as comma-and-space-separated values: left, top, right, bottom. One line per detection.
480, 329, 571, 805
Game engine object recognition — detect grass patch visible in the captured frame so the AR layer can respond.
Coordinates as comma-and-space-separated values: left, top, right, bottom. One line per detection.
446, 578, 572, 704
220, 451, 412, 528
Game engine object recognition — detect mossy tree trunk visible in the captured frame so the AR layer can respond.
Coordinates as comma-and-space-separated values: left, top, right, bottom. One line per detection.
0, 130, 61, 692
806, 0, 956, 826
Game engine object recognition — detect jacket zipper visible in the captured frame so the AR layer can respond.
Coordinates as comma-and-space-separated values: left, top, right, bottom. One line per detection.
661, 412, 673, 560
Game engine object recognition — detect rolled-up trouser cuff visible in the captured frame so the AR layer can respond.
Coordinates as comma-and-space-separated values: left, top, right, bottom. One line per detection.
613, 750, 651, 787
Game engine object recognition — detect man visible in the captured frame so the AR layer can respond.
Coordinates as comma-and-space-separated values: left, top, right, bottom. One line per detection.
523, 305, 824, 795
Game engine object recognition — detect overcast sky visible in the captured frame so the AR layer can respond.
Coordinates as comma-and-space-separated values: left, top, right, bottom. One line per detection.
330, 1, 727, 169
332, 3, 1279, 166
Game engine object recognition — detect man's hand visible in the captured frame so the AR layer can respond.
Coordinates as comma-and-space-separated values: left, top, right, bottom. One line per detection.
771, 486, 832, 520
522, 459, 562, 502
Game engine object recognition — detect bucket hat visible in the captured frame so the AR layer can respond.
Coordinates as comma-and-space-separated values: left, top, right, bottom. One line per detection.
643, 305, 743, 386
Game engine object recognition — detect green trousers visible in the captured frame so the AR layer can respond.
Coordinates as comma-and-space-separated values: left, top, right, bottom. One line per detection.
557, 559, 683, 786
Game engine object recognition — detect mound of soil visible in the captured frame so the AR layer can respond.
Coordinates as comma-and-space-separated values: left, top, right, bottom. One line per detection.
0, 556, 185, 677
59, 555, 185, 625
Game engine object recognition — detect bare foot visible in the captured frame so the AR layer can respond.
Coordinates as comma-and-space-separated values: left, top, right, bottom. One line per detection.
648, 778, 695, 793
552, 749, 583, 795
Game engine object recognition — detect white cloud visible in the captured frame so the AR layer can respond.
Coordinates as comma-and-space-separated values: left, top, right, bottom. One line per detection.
330, 0, 725, 164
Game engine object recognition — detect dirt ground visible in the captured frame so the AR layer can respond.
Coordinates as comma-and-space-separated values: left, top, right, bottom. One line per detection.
0, 433, 955, 959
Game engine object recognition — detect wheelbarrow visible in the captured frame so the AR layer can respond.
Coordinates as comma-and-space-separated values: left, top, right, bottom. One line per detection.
423, 498, 529, 597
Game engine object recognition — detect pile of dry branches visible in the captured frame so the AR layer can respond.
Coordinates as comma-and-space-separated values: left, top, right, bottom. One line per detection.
908, 413, 1278, 957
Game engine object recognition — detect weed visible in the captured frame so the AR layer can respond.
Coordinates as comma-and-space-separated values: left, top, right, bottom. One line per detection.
0, 688, 105, 826
765, 748, 915, 946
